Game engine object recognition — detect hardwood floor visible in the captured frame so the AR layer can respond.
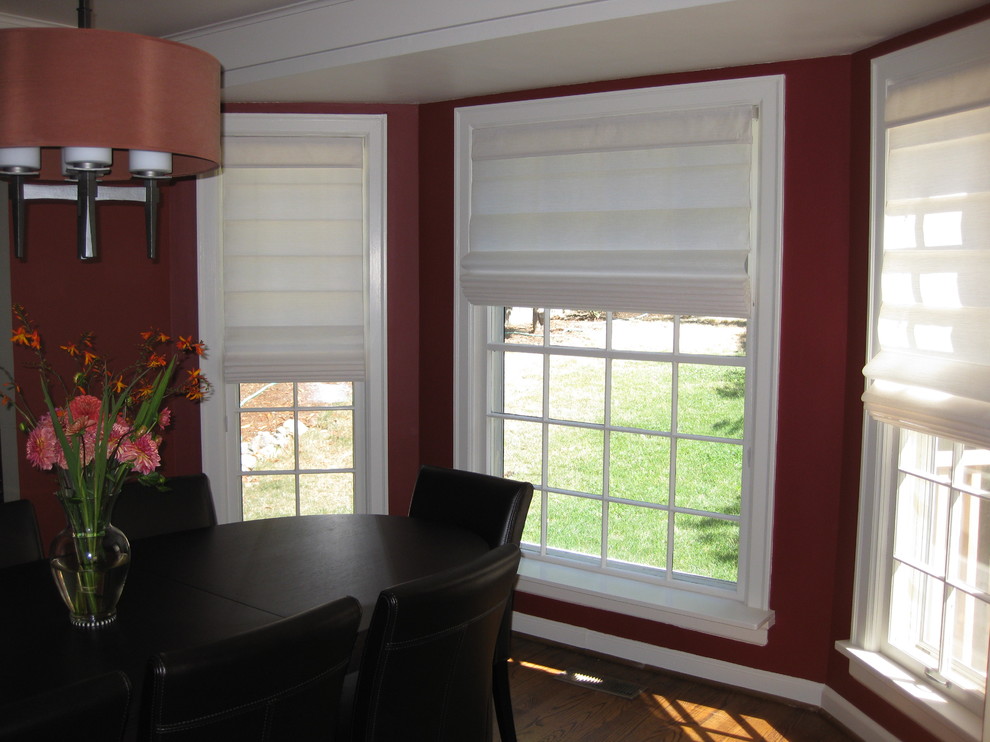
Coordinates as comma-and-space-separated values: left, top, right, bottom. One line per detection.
500, 635, 861, 742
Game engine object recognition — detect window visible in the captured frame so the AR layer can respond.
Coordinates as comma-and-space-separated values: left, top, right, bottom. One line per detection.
455, 77, 783, 644
839, 20, 990, 742
197, 114, 387, 521
885, 432, 989, 712
238, 381, 358, 519
496, 309, 746, 585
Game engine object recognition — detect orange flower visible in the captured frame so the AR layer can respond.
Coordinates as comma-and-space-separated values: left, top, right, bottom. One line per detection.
12, 327, 42, 349
176, 336, 207, 355
60, 342, 80, 357
147, 353, 167, 368
11, 326, 32, 347
134, 382, 155, 400
112, 376, 127, 393
182, 368, 207, 400
82, 350, 99, 366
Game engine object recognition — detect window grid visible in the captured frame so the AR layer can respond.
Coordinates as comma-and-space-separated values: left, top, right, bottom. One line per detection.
237, 381, 357, 519
882, 429, 990, 714
488, 309, 748, 598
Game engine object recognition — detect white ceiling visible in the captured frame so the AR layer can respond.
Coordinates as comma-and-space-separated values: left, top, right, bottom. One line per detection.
0, 0, 986, 103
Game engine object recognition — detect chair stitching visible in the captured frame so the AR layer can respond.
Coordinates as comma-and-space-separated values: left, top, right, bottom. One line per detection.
435, 628, 467, 738
384, 600, 505, 650
499, 500, 522, 544
115, 674, 132, 740
153, 660, 346, 733
261, 702, 274, 741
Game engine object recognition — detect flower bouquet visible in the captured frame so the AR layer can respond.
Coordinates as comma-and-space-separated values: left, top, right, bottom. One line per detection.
1, 304, 210, 627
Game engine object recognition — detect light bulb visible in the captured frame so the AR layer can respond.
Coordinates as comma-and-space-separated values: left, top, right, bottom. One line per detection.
0, 146, 41, 174
130, 149, 172, 178
63, 146, 112, 171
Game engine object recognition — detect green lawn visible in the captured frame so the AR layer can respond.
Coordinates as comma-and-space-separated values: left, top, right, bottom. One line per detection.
241, 408, 355, 520
503, 330, 745, 584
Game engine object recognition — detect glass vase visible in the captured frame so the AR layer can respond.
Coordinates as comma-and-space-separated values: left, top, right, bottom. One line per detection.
49, 494, 131, 628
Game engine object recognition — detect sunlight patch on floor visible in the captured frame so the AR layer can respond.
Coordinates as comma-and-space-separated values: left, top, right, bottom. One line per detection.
512, 656, 793, 741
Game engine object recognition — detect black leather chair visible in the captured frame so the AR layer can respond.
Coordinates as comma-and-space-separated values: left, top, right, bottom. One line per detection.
140, 596, 361, 741
0, 670, 131, 741
409, 465, 533, 550
344, 543, 522, 742
112, 473, 217, 541
408, 465, 533, 742
0, 499, 44, 568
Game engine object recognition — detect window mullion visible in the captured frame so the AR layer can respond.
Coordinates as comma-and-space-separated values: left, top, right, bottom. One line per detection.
540, 314, 551, 557
602, 312, 613, 570
935, 443, 960, 682
666, 316, 682, 582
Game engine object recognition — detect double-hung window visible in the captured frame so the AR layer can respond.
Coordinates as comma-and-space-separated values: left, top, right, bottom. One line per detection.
197, 114, 387, 522
840, 20, 990, 742
454, 76, 784, 644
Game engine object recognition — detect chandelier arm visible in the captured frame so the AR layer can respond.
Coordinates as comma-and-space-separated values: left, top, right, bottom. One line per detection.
76, 172, 99, 261
8, 178, 26, 259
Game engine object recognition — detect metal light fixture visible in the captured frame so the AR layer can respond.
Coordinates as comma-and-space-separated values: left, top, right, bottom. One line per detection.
0, 1, 221, 260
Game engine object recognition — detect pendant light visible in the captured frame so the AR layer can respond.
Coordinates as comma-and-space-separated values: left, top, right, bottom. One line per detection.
0, 1, 221, 260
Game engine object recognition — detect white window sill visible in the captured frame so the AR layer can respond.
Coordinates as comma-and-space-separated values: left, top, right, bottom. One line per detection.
836, 641, 981, 742
516, 556, 774, 645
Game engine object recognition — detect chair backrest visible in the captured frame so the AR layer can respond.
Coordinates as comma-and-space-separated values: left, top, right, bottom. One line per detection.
350, 543, 522, 742
0, 670, 131, 742
408, 465, 534, 549
141, 596, 361, 742
112, 473, 217, 541
0, 499, 44, 568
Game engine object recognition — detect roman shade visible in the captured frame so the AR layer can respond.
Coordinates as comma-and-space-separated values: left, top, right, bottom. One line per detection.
220, 135, 366, 383
460, 102, 756, 317
863, 55, 990, 447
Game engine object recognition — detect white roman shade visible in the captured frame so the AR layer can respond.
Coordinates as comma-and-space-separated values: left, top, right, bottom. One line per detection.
220, 135, 367, 383
461, 102, 756, 317
863, 54, 990, 447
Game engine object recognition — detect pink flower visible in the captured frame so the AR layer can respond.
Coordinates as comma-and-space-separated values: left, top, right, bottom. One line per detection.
110, 418, 132, 445
26, 419, 61, 470
68, 395, 102, 425
158, 407, 172, 428
115, 433, 161, 475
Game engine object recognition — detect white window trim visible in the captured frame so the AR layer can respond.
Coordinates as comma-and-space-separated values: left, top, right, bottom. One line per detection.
839, 20, 990, 742
197, 113, 389, 522
453, 76, 784, 645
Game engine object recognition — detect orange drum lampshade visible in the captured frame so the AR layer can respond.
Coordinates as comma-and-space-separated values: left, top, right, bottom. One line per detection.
0, 27, 221, 259
0, 27, 221, 181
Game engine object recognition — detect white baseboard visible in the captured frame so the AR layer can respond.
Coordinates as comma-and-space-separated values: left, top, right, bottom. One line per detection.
512, 612, 905, 742
821, 686, 904, 742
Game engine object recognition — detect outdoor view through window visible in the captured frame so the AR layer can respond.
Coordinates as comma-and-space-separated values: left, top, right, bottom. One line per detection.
237, 381, 356, 518
491, 308, 747, 590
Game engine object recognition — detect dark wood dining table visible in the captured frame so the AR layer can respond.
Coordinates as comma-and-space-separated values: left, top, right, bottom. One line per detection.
0, 514, 490, 739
